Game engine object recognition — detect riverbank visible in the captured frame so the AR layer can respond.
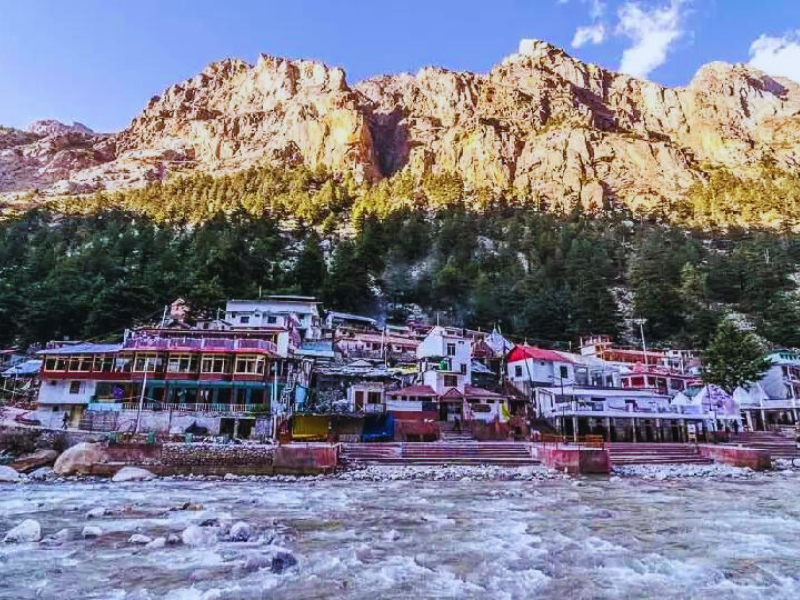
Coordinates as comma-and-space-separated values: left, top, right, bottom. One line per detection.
4, 459, 800, 487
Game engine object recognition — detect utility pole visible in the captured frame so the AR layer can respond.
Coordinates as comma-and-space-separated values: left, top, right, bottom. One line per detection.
634, 318, 648, 367
134, 369, 148, 434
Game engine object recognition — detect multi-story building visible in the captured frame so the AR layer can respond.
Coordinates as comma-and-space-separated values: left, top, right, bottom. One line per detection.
35, 323, 301, 435
334, 330, 418, 364
735, 349, 800, 430
224, 296, 324, 340
506, 345, 619, 397
385, 326, 508, 423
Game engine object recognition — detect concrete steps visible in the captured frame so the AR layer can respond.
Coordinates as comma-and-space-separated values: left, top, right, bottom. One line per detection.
340, 442, 538, 466
726, 433, 800, 459
608, 443, 713, 466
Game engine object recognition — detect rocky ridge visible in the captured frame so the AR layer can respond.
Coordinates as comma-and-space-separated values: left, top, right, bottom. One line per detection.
3, 39, 800, 210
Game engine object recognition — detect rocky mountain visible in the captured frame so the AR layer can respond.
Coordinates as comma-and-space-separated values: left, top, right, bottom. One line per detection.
3, 39, 800, 210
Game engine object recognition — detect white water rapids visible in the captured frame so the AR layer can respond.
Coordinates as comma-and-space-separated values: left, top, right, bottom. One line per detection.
2, 468, 800, 599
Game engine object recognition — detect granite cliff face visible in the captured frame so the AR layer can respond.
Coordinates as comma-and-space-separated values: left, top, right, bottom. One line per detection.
3, 39, 800, 210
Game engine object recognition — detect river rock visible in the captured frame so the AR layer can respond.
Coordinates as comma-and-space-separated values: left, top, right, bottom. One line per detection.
167, 534, 181, 545
271, 551, 298, 574
229, 521, 251, 542
145, 537, 166, 550
53, 443, 109, 476
86, 507, 107, 519
29, 467, 55, 481
112, 467, 155, 482
9, 449, 59, 473
182, 525, 217, 547
82, 526, 102, 539
128, 534, 152, 544
0, 465, 21, 483
3, 519, 41, 543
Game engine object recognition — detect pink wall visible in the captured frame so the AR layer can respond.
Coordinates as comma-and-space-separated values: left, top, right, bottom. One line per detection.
697, 444, 771, 470
539, 445, 611, 474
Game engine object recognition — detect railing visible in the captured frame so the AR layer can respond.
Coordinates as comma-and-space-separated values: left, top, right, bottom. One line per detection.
118, 402, 262, 414
124, 337, 278, 354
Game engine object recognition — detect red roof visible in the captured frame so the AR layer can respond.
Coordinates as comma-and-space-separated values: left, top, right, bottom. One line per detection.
441, 387, 464, 399
386, 385, 437, 398
507, 345, 572, 364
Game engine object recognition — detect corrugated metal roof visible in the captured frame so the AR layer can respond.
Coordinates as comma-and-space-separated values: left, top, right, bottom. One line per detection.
38, 343, 122, 355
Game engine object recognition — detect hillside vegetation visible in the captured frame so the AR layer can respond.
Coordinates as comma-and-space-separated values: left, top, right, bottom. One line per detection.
3, 165, 800, 350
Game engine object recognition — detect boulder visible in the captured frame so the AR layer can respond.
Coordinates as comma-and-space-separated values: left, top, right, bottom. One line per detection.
167, 534, 181, 545
181, 525, 217, 547
271, 552, 298, 574
53, 443, 109, 476
82, 526, 102, 539
145, 537, 166, 550
112, 467, 155, 483
128, 534, 152, 545
229, 521, 251, 542
9, 449, 59, 473
3, 519, 41, 543
29, 467, 55, 481
86, 507, 107, 519
0, 465, 21, 483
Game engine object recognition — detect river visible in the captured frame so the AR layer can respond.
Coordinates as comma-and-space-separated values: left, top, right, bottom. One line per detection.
1, 468, 800, 599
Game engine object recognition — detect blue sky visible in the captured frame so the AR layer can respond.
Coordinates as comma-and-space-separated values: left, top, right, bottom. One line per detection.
1, 0, 799, 132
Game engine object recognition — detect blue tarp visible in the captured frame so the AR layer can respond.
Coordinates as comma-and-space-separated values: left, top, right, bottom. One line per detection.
361, 413, 395, 442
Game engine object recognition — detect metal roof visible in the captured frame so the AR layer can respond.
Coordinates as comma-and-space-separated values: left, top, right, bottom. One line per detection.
38, 343, 123, 355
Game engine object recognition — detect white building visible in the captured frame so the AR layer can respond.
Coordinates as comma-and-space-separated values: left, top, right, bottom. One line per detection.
225, 296, 324, 340
506, 345, 619, 397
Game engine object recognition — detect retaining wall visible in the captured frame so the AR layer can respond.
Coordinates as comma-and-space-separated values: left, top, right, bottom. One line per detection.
698, 444, 772, 470
538, 445, 611, 474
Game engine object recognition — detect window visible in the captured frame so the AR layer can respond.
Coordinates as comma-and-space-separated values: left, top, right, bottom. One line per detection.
44, 357, 68, 372
240, 316, 250, 324
515, 365, 523, 378
93, 355, 114, 372
367, 392, 382, 404
69, 356, 92, 372
167, 354, 198, 374
133, 353, 161, 373
444, 375, 458, 388
69, 381, 81, 394
460, 363, 467, 375
267, 316, 277, 324
446, 343, 456, 356
234, 355, 265, 375
559, 366, 568, 379
201, 355, 228, 374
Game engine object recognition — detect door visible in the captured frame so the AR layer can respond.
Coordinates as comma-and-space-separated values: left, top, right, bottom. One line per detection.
354, 391, 364, 411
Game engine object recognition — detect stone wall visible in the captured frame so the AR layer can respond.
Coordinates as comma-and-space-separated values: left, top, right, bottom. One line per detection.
151, 442, 275, 475
0, 425, 104, 456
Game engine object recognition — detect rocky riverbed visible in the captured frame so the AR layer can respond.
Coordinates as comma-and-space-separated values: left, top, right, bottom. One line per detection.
3, 468, 800, 599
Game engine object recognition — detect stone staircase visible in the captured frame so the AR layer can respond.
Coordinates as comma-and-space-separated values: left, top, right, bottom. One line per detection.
726, 431, 800, 459
439, 421, 476, 443
607, 443, 713, 466
340, 441, 538, 466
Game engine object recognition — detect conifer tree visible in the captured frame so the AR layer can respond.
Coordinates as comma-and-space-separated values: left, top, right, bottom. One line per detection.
702, 318, 771, 393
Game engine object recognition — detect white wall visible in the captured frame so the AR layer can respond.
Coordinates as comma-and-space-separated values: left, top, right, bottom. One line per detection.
507, 358, 574, 386
37, 379, 96, 406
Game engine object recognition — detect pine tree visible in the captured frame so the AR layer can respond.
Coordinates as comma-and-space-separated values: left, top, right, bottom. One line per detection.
702, 318, 771, 393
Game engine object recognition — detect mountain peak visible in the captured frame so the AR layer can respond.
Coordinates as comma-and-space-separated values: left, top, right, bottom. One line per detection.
25, 120, 93, 136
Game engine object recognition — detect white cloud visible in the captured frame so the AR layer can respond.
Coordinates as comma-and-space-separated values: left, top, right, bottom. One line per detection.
749, 31, 800, 84
572, 23, 607, 48
616, 0, 688, 79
